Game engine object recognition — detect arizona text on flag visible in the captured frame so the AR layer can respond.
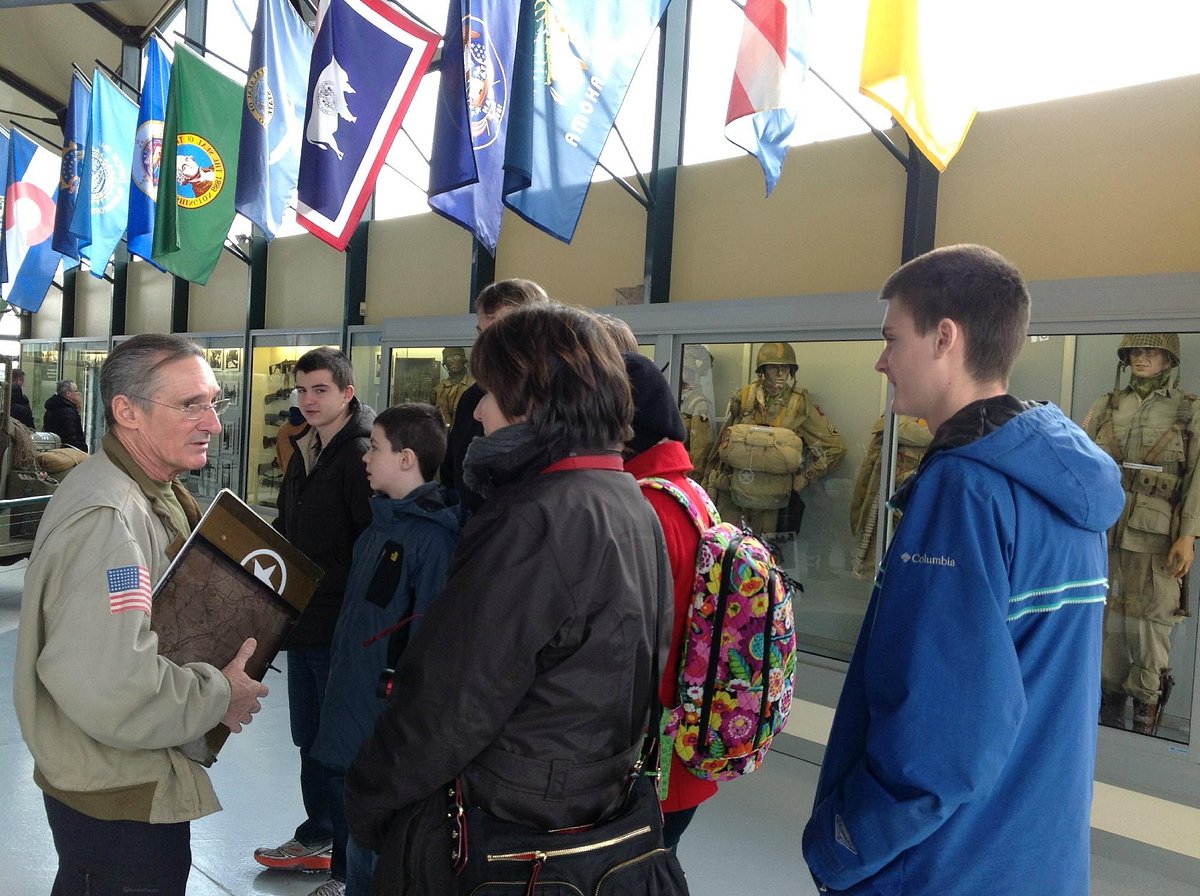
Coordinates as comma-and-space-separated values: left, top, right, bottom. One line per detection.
859, 0, 977, 171
502, 0, 672, 244
107, 564, 153, 616
236, 0, 314, 239
296, 0, 439, 250
725, 0, 812, 197
128, 37, 171, 269
78, 71, 140, 278
52, 72, 92, 261
427, 0, 523, 254
153, 44, 244, 285
3, 130, 64, 314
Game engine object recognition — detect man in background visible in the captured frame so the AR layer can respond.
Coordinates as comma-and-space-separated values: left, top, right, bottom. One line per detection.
42, 378, 88, 452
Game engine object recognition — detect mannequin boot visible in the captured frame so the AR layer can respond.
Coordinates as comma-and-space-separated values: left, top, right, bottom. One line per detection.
1098, 691, 1128, 729
1132, 699, 1160, 735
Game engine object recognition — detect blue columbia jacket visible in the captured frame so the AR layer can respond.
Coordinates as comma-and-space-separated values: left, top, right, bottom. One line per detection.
312, 482, 464, 772
803, 400, 1124, 895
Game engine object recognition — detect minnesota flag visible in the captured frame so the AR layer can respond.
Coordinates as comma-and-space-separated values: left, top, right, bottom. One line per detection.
153, 44, 243, 284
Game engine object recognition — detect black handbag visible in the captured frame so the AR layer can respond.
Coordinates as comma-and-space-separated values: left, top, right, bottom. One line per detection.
449, 771, 688, 895
449, 525, 688, 895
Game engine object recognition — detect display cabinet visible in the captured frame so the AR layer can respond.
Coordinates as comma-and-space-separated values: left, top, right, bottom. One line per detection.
348, 326, 384, 412
184, 333, 246, 500
380, 316, 476, 427
18, 340, 60, 429
60, 338, 110, 450
245, 329, 339, 514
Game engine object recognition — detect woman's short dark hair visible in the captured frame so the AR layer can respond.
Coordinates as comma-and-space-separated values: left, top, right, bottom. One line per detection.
101, 334, 205, 427
470, 303, 633, 456
880, 244, 1030, 384
373, 403, 447, 482
474, 278, 549, 316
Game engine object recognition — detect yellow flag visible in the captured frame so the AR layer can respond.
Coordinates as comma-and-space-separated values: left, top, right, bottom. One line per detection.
859, 0, 977, 171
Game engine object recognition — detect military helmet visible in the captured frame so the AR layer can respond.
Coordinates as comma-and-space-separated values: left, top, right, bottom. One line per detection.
755, 342, 798, 375
442, 346, 467, 360
1117, 333, 1180, 368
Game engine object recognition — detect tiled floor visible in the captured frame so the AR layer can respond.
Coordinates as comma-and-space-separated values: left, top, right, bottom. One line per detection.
1, 559, 1193, 895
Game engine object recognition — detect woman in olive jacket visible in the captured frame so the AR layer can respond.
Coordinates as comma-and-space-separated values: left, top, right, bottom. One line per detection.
346, 304, 673, 893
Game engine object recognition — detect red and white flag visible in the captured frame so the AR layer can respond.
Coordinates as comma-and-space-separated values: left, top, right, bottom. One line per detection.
725, 0, 812, 197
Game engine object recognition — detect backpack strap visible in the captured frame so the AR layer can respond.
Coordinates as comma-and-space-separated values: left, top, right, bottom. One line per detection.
638, 476, 721, 533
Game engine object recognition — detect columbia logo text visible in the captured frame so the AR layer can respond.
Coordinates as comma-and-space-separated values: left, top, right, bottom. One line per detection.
899, 552, 956, 567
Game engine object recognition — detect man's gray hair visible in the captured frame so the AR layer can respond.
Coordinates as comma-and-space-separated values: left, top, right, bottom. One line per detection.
56, 379, 77, 397
100, 334, 205, 428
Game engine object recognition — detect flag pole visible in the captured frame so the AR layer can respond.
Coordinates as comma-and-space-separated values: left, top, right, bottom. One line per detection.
70, 63, 93, 87
93, 59, 142, 101
162, 29, 251, 78
0, 109, 59, 127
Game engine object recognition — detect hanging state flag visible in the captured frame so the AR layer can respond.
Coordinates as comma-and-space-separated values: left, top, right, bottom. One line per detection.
3, 130, 64, 313
296, 0, 439, 250
236, 0, 314, 239
77, 71, 140, 278
128, 37, 171, 270
725, 0, 812, 197
52, 72, 92, 261
0, 127, 9, 286
502, 0, 671, 244
427, 0, 523, 254
152, 44, 243, 285
859, 0, 977, 171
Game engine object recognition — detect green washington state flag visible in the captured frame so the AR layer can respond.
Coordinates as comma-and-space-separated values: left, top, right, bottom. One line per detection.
153, 44, 242, 285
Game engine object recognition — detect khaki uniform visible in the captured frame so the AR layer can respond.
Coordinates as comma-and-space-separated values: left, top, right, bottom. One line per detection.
849, 415, 931, 577
705, 381, 845, 534
431, 374, 473, 425
680, 387, 713, 479
1084, 384, 1200, 704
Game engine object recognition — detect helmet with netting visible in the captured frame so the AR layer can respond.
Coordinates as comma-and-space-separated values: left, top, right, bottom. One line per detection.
1117, 333, 1180, 368
755, 342, 798, 375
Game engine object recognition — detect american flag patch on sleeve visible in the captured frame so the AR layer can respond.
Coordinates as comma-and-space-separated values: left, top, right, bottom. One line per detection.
107, 565, 152, 616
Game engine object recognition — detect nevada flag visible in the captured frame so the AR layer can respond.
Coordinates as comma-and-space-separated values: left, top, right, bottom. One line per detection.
3, 130, 64, 313
296, 0, 438, 250
236, 0, 314, 239
503, 0, 671, 244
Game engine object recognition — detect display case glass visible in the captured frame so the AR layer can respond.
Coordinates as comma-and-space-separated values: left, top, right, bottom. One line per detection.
178, 334, 246, 501
19, 340, 59, 428
246, 330, 339, 514
60, 338, 110, 450
348, 327, 384, 412
676, 330, 1198, 749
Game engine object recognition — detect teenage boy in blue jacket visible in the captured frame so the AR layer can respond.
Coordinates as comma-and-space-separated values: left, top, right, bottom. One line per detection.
803, 245, 1125, 895
308, 403, 463, 896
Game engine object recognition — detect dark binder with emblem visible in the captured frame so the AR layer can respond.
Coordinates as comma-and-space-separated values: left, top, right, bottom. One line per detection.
151, 488, 323, 763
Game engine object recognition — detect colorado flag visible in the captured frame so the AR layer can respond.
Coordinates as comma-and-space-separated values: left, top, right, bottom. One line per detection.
3, 130, 64, 313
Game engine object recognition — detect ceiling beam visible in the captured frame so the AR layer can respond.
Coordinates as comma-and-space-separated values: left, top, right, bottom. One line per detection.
0, 64, 64, 114
75, 2, 145, 41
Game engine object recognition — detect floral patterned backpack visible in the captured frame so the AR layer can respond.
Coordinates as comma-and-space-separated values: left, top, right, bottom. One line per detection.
640, 477, 798, 782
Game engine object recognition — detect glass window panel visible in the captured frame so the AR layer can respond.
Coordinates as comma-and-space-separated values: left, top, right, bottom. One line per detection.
180, 336, 245, 500
246, 336, 338, 512
1070, 332, 1199, 746
60, 341, 109, 450
20, 342, 59, 425
686, 339, 884, 661
374, 70, 441, 220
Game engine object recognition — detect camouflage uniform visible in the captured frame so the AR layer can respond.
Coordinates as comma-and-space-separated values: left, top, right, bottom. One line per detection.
705, 344, 845, 535
849, 415, 931, 578
680, 386, 713, 477
1084, 333, 1199, 732
431, 348, 473, 425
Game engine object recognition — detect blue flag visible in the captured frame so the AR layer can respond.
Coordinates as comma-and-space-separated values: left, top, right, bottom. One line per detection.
77, 71, 139, 278
127, 37, 171, 269
52, 72, 92, 261
3, 130, 64, 313
427, 0, 524, 254
296, 0, 438, 250
236, 0, 314, 239
0, 127, 9, 286
503, 0, 672, 244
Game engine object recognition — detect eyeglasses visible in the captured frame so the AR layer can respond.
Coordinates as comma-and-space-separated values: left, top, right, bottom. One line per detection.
137, 396, 233, 420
